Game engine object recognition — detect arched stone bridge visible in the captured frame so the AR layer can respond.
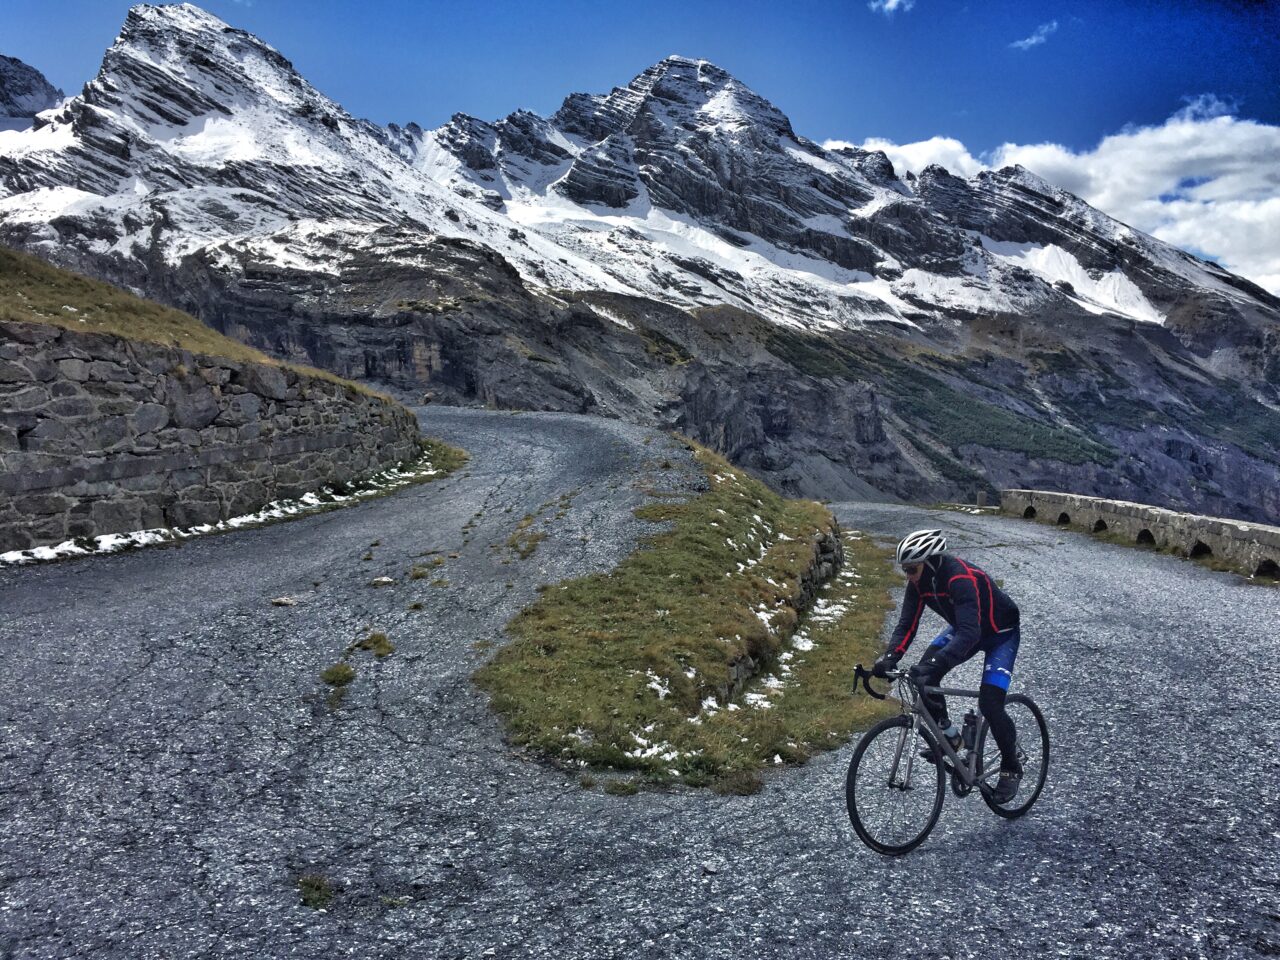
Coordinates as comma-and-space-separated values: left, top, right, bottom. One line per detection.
1001, 489, 1280, 581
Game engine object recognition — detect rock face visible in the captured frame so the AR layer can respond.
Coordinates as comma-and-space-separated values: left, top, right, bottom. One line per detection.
0, 318, 421, 553
0, 4, 1277, 523
0, 55, 62, 122
153, 229, 1280, 525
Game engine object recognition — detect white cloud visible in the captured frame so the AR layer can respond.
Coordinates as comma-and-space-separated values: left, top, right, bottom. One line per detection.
837, 136, 986, 178
824, 100, 1280, 294
868, 0, 915, 15
1010, 21, 1059, 51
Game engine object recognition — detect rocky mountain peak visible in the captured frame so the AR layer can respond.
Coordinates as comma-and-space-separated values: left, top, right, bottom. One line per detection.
0, 55, 63, 121
125, 2, 234, 32
553, 55, 795, 144
647, 56, 795, 137
984, 164, 1063, 197
81, 1, 315, 128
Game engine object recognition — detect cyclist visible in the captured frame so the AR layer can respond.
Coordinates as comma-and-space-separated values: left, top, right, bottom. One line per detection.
872, 529, 1024, 804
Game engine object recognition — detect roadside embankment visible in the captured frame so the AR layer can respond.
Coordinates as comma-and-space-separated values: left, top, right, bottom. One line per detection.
475, 442, 896, 794
0, 248, 422, 552
1002, 489, 1280, 581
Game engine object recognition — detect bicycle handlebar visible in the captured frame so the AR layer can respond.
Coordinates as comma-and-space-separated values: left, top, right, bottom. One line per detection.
853, 664, 892, 700
854, 664, 974, 704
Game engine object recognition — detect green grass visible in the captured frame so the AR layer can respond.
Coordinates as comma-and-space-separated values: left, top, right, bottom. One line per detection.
499, 492, 577, 561
351, 631, 395, 659
638, 326, 693, 365
321, 663, 356, 686
505, 514, 548, 559
0, 245, 393, 401
891, 377, 1114, 466
297, 874, 334, 910
916, 440, 999, 496
602, 779, 641, 796
1190, 392, 1280, 465
473, 444, 896, 789
419, 437, 470, 475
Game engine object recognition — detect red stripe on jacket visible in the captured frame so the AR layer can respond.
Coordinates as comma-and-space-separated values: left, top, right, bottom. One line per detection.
957, 560, 1001, 633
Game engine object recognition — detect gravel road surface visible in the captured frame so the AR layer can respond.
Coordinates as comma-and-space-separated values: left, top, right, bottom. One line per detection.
1, 409, 1276, 959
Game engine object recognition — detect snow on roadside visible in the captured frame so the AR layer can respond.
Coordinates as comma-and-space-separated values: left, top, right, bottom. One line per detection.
0, 452, 443, 567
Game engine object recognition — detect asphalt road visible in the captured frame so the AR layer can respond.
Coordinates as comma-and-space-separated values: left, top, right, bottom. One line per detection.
1, 409, 1276, 959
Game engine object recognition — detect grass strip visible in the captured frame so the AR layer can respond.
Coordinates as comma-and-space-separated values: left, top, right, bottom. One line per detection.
418, 437, 469, 476
474, 445, 897, 791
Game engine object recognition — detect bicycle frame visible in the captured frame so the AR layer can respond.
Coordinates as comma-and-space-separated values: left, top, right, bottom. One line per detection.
865, 668, 1000, 795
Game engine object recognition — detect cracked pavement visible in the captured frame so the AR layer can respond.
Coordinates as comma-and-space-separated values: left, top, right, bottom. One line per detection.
1, 410, 1277, 959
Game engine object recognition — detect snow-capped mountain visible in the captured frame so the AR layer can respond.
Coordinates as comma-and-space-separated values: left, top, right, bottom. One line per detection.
401, 54, 1276, 342
0, 4, 621, 293
0, 56, 63, 131
4, 9, 1271, 340
2, 4, 1278, 522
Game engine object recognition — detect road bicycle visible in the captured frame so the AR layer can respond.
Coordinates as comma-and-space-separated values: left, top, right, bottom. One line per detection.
845, 664, 1049, 855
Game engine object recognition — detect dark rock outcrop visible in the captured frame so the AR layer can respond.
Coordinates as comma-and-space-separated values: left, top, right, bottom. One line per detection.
0, 55, 62, 123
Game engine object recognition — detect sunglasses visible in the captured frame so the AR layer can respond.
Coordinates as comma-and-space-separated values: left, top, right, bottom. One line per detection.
901, 563, 923, 575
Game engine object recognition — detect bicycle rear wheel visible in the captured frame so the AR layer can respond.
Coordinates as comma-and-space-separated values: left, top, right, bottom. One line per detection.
976, 693, 1049, 819
846, 715, 946, 855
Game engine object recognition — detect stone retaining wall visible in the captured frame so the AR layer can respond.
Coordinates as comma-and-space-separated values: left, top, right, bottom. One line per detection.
722, 522, 845, 700
0, 319, 421, 552
1001, 489, 1280, 579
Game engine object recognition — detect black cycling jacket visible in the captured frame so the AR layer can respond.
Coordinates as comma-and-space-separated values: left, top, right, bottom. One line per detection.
888, 554, 1019, 663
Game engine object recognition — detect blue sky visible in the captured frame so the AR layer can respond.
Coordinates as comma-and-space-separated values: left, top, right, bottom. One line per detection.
4, 0, 1279, 292
4, 0, 1276, 153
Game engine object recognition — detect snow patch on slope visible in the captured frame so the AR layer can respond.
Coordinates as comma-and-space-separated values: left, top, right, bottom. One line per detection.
506, 188, 916, 328
980, 235, 1165, 324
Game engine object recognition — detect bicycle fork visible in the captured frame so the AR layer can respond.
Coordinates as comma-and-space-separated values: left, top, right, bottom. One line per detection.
887, 715, 920, 791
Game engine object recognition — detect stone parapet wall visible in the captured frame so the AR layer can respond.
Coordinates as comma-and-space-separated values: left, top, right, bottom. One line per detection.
1001, 489, 1280, 579
722, 523, 845, 701
0, 320, 421, 552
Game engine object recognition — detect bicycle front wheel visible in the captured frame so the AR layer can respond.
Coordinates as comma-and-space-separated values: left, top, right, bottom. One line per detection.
977, 693, 1049, 819
846, 715, 946, 855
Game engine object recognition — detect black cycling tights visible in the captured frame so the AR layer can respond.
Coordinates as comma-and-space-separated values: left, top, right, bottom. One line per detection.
919, 661, 1020, 772
977, 683, 1019, 773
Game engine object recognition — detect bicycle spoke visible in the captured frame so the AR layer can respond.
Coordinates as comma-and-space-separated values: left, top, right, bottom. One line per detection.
977, 694, 1050, 818
847, 717, 945, 853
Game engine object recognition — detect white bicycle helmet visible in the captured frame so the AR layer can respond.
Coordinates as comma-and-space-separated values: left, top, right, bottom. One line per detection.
895, 528, 947, 566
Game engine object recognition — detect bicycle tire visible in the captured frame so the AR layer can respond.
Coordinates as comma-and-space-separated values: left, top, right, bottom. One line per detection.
846, 715, 946, 855
976, 693, 1049, 819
